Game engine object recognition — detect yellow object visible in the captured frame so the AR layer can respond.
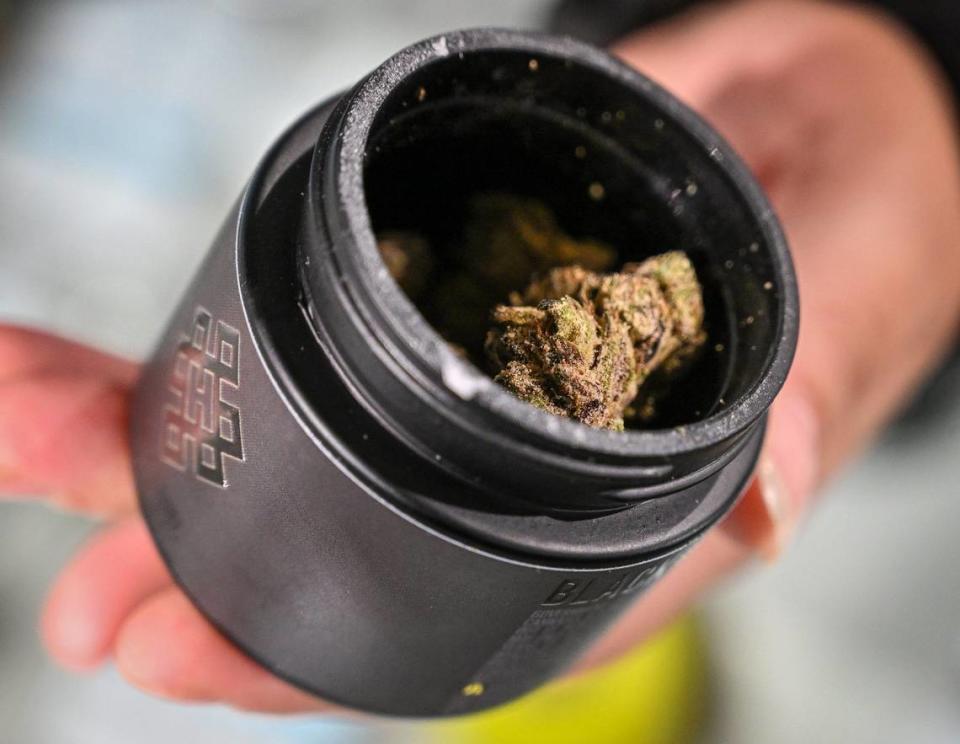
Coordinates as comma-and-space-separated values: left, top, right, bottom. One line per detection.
427, 616, 708, 744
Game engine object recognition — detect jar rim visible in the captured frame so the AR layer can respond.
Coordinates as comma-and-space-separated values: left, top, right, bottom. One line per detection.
309, 27, 798, 465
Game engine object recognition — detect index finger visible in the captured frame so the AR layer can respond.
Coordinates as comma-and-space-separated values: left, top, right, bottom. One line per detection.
0, 324, 139, 517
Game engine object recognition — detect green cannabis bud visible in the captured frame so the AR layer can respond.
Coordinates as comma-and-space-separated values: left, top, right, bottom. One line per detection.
485, 253, 706, 430
376, 193, 706, 431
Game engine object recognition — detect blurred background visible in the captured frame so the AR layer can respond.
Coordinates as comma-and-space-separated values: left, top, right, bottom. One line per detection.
1, 1, 959, 742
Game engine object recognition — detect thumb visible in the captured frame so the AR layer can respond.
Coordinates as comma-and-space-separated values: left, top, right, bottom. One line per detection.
720, 388, 821, 561
611, 5, 827, 557
609, 1, 818, 183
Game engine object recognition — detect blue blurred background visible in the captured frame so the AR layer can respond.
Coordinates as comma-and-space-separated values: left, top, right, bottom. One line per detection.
1, 1, 959, 742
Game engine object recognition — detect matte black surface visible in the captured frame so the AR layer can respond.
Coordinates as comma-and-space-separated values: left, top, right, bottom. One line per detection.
131, 30, 797, 717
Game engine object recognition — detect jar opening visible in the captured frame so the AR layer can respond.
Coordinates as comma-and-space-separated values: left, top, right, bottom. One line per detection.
319, 29, 796, 464
360, 39, 789, 432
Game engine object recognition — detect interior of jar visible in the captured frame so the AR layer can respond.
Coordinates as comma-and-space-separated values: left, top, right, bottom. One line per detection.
363, 49, 781, 430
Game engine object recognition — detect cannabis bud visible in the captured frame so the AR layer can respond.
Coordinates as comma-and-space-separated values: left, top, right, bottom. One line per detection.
485, 253, 706, 430
376, 194, 706, 431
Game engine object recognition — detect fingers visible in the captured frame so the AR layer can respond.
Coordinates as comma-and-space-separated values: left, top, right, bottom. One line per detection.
0, 325, 138, 386
0, 325, 139, 517
720, 387, 821, 559
42, 520, 171, 671
0, 371, 137, 516
45, 520, 329, 714
114, 588, 330, 714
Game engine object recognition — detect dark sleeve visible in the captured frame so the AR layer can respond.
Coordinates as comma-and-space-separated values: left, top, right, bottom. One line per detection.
547, 0, 960, 110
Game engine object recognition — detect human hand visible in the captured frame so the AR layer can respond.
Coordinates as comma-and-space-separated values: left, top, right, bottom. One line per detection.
577, 0, 960, 669
2, 0, 959, 713
0, 328, 327, 712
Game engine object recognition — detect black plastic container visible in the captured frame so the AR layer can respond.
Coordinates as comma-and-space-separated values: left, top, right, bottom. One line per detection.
130, 29, 798, 717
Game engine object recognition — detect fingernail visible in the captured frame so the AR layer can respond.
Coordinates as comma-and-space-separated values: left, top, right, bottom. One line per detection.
42, 612, 104, 673
755, 456, 789, 562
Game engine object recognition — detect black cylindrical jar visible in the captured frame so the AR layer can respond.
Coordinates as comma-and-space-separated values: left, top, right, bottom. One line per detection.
131, 29, 798, 717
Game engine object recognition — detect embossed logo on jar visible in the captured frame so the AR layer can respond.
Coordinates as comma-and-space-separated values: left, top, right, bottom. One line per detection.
161, 307, 244, 487
541, 563, 670, 608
